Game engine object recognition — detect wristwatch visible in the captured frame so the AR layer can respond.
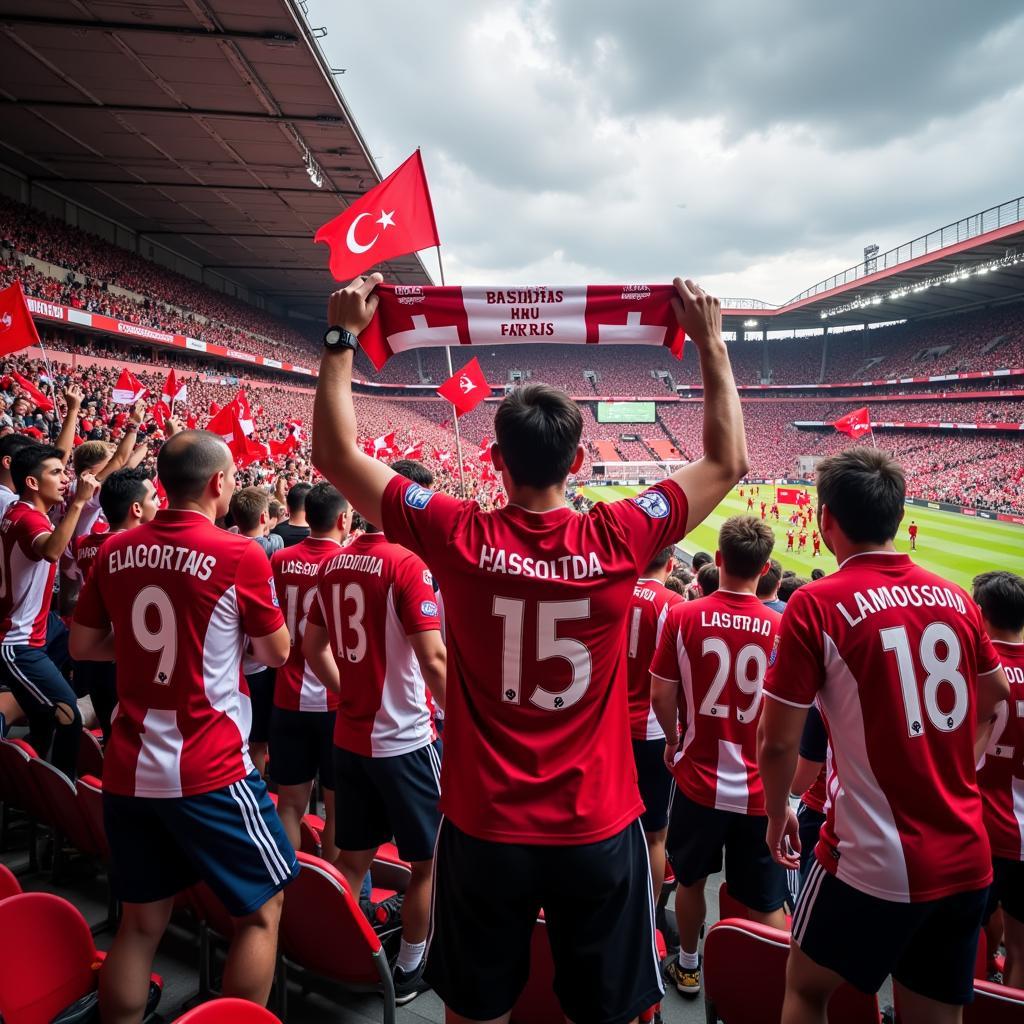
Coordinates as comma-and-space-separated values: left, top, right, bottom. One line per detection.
323, 325, 359, 351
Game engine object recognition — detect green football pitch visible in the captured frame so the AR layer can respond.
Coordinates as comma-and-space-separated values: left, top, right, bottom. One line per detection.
580, 484, 1024, 589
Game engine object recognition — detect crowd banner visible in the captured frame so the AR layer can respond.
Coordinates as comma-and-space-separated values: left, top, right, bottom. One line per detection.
358, 284, 686, 371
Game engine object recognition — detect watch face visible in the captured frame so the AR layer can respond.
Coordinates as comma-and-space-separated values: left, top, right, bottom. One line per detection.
324, 327, 343, 346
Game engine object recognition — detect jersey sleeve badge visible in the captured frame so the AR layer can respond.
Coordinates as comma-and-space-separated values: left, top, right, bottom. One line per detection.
404, 483, 435, 510
421, 600, 439, 617
632, 489, 670, 519
268, 576, 280, 607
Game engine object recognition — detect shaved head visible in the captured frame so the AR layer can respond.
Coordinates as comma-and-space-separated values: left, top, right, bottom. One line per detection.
157, 431, 232, 504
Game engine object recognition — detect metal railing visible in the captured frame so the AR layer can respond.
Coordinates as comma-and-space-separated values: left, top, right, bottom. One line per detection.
783, 196, 1024, 306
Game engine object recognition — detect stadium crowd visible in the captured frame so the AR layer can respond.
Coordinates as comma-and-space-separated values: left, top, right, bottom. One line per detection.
1, 275, 1022, 1024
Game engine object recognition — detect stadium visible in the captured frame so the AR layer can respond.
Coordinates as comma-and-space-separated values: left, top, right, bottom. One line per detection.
0, 2, 1022, 1024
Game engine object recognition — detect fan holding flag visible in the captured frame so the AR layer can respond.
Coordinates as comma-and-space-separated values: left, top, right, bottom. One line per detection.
832, 406, 875, 446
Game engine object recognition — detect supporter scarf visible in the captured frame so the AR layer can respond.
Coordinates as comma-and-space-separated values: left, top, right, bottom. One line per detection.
358, 284, 685, 371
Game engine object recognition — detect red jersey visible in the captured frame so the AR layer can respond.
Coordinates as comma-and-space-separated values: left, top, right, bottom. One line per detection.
306, 532, 440, 757
977, 640, 1024, 861
908, 524, 918, 537
626, 577, 683, 739
74, 529, 120, 585
0, 501, 56, 647
650, 590, 781, 815
765, 551, 1000, 902
270, 537, 342, 713
381, 475, 689, 845
73, 509, 285, 798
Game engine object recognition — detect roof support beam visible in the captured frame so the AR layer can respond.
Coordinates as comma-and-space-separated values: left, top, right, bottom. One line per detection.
0, 15, 300, 46
0, 99, 344, 126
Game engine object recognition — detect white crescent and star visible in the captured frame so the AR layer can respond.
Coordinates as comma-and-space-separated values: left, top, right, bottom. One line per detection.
345, 209, 397, 254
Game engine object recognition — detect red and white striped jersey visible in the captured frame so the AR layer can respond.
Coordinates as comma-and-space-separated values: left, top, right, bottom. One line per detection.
765, 552, 1000, 902
625, 577, 683, 739
977, 640, 1024, 861
0, 501, 56, 647
271, 537, 342, 713
73, 509, 285, 798
651, 590, 782, 815
307, 532, 440, 757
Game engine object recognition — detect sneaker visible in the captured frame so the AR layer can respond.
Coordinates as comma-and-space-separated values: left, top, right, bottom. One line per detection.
663, 956, 701, 997
393, 958, 429, 1005
359, 892, 405, 935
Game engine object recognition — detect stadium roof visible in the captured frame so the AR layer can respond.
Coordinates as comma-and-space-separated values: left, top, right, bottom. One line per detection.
0, 0, 432, 318
720, 196, 1024, 335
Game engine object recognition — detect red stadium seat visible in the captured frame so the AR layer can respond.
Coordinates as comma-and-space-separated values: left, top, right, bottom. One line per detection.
718, 880, 792, 929
703, 918, 880, 1023
278, 852, 396, 1023
0, 862, 22, 900
964, 980, 1024, 1022
75, 774, 110, 862
26, 757, 104, 863
75, 729, 104, 780
0, 891, 162, 1023
174, 997, 282, 1022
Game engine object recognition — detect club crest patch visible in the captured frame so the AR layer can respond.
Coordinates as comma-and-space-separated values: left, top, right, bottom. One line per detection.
421, 600, 439, 617
632, 489, 670, 520
404, 483, 435, 510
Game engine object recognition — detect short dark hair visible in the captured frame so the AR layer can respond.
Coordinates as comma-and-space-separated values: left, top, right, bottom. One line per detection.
305, 482, 349, 532
756, 558, 783, 599
697, 563, 719, 596
99, 467, 151, 527
691, 551, 713, 571
816, 447, 905, 544
229, 487, 269, 532
810, 568, 826, 581
286, 481, 312, 514
645, 546, 675, 575
719, 516, 775, 579
973, 571, 1024, 633
0, 433, 39, 469
390, 459, 434, 487
779, 576, 809, 603
156, 431, 231, 503
494, 384, 582, 489
11, 444, 63, 494
664, 575, 685, 596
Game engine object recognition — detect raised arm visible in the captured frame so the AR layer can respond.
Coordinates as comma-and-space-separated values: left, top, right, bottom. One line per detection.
312, 275, 397, 528
98, 401, 145, 482
665, 278, 748, 535
54, 384, 83, 467
33, 472, 99, 563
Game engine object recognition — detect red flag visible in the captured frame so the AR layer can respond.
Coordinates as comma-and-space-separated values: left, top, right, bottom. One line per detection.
776, 486, 803, 505
232, 388, 255, 436
371, 431, 396, 459
269, 436, 298, 459
0, 281, 42, 357
314, 150, 440, 281
186, 412, 197, 430
401, 441, 424, 460
833, 406, 872, 439
112, 369, 148, 405
150, 402, 167, 431
437, 357, 489, 417
477, 437, 493, 463
11, 371, 53, 413
227, 413, 267, 467
161, 369, 187, 408
209, 401, 221, 416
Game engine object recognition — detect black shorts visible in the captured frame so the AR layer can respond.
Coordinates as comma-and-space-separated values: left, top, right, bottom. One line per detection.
245, 669, 274, 745
794, 859, 988, 1004
632, 738, 672, 832
269, 708, 335, 788
986, 857, 1024, 924
332, 740, 442, 862
666, 788, 787, 913
425, 818, 663, 1024
797, 802, 827, 882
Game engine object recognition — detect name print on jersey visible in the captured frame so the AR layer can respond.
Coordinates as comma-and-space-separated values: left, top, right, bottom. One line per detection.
836, 582, 967, 627
478, 545, 604, 580
107, 543, 216, 580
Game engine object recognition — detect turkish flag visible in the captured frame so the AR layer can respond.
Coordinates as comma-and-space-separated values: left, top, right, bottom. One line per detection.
0, 281, 41, 357
437, 357, 489, 417
112, 369, 148, 405
12, 371, 54, 413
314, 150, 440, 281
833, 406, 872, 439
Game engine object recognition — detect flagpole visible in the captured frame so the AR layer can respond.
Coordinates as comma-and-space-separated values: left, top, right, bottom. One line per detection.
35, 337, 62, 444
436, 245, 467, 499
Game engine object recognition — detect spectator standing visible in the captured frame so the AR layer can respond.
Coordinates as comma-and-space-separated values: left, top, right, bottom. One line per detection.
272, 481, 311, 548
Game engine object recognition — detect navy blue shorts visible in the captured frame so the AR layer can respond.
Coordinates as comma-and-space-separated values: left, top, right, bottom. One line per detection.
269, 707, 335, 788
794, 859, 987, 1004
426, 818, 663, 1023
666, 787, 788, 913
986, 857, 1024, 924
332, 740, 441, 863
245, 669, 274, 745
0, 643, 76, 713
797, 802, 826, 882
103, 770, 298, 916
632, 738, 672, 832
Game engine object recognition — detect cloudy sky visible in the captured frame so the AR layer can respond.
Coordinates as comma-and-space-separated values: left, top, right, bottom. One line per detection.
309, 0, 1024, 303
